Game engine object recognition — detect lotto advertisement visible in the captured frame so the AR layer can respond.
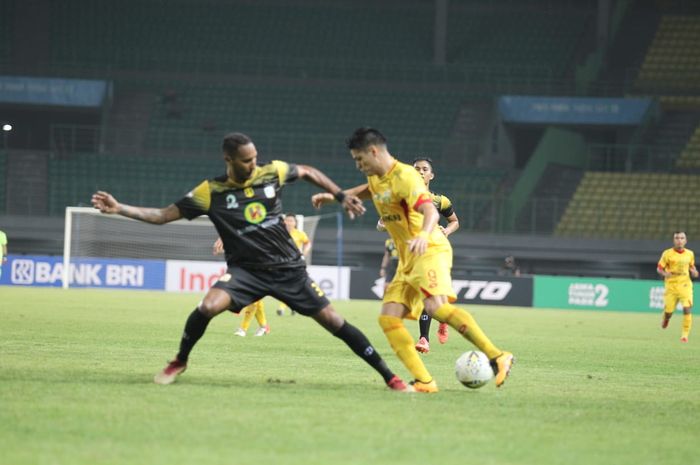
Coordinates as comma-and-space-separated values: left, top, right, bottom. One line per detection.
1, 256, 669, 312
349, 271, 534, 307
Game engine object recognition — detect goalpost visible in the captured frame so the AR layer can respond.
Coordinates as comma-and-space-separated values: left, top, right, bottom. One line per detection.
62, 207, 219, 289
62, 207, 343, 290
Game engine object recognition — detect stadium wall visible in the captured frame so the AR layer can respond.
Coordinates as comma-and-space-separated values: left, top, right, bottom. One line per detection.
0, 215, 670, 279
0, 254, 350, 300
1, 254, 670, 313
504, 127, 587, 229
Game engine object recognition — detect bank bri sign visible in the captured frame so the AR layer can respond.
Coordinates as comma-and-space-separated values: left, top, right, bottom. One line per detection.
1, 255, 165, 289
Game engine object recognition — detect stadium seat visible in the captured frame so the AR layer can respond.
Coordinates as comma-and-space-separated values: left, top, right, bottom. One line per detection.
555, 171, 700, 239
635, 15, 700, 93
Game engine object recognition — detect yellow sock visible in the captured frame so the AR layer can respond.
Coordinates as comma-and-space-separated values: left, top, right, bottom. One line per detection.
378, 315, 432, 383
682, 314, 692, 338
240, 303, 256, 331
253, 300, 267, 326
433, 303, 501, 359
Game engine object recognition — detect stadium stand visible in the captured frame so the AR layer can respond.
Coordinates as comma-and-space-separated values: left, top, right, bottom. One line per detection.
143, 83, 461, 155
447, 9, 588, 80
0, 0, 13, 65
46, 147, 506, 232
47, 154, 219, 216
674, 122, 700, 168
588, 111, 700, 172
515, 164, 583, 235
555, 171, 700, 239
49, 1, 430, 73
46, 0, 590, 89
635, 15, 700, 94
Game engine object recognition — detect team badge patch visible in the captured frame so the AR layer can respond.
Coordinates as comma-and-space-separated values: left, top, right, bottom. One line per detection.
244, 187, 255, 198
244, 202, 267, 224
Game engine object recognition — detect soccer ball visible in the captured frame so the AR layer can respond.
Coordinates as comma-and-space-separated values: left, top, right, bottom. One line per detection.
455, 350, 494, 389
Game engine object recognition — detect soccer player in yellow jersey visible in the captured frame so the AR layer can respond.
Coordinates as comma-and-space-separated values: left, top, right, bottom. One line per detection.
657, 231, 698, 342
213, 238, 270, 337
0, 229, 7, 279
285, 213, 312, 256
277, 213, 312, 316
92, 131, 409, 391
412, 156, 459, 354
313, 128, 514, 392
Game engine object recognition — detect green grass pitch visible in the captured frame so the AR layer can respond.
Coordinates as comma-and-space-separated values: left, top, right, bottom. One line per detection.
1, 287, 698, 465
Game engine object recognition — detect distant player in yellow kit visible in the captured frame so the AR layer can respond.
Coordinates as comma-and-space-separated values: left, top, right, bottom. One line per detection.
278, 213, 312, 316
313, 127, 514, 392
657, 231, 698, 342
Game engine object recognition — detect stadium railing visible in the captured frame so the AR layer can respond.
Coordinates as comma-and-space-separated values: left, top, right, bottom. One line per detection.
586, 144, 684, 173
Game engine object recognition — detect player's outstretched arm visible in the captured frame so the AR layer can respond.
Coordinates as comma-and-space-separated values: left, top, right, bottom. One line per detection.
91, 191, 182, 225
312, 183, 371, 209
298, 164, 366, 218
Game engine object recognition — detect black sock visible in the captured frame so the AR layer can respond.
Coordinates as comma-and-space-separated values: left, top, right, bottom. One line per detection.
333, 322, 395, 383
176, 309, 212, 363
419, 310, 432, 340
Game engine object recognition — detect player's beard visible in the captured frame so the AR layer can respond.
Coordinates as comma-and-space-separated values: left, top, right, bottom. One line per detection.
232, 166, 253, 182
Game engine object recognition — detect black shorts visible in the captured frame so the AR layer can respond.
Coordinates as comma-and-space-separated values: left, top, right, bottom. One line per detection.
385, 262, 398, 283
212, 265, 330, 316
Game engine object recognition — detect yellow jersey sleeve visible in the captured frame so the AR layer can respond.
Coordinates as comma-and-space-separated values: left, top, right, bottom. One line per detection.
271, 160, 300, 187
397, 167, 432, 212
438, 194, 455, 218
440, 196, 451, 211
175, 180, 211, 219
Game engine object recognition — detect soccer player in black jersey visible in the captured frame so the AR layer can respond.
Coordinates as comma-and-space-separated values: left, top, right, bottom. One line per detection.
91, 132, 408, 391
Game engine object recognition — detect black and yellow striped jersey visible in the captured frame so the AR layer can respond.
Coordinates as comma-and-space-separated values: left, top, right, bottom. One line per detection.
429, 191, 455, 218
175, 160, 304, 269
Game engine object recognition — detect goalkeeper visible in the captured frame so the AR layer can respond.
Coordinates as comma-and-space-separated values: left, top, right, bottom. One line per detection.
91, 132, 409, 391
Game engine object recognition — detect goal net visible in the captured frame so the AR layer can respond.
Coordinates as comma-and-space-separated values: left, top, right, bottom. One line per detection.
62, 207, 334, 289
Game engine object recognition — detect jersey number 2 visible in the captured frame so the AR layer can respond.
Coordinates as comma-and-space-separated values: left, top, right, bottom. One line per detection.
226, 194, 238, 209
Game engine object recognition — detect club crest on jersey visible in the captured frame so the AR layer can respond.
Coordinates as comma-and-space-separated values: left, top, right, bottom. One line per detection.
373, 190, 392, 204
244, 187, 255, 198
263, 185, 276, 199
244, 202, 267, 224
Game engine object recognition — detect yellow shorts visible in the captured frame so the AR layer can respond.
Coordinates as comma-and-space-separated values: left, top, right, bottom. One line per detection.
664, 280, 693, 312
382, 249, 456, 319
